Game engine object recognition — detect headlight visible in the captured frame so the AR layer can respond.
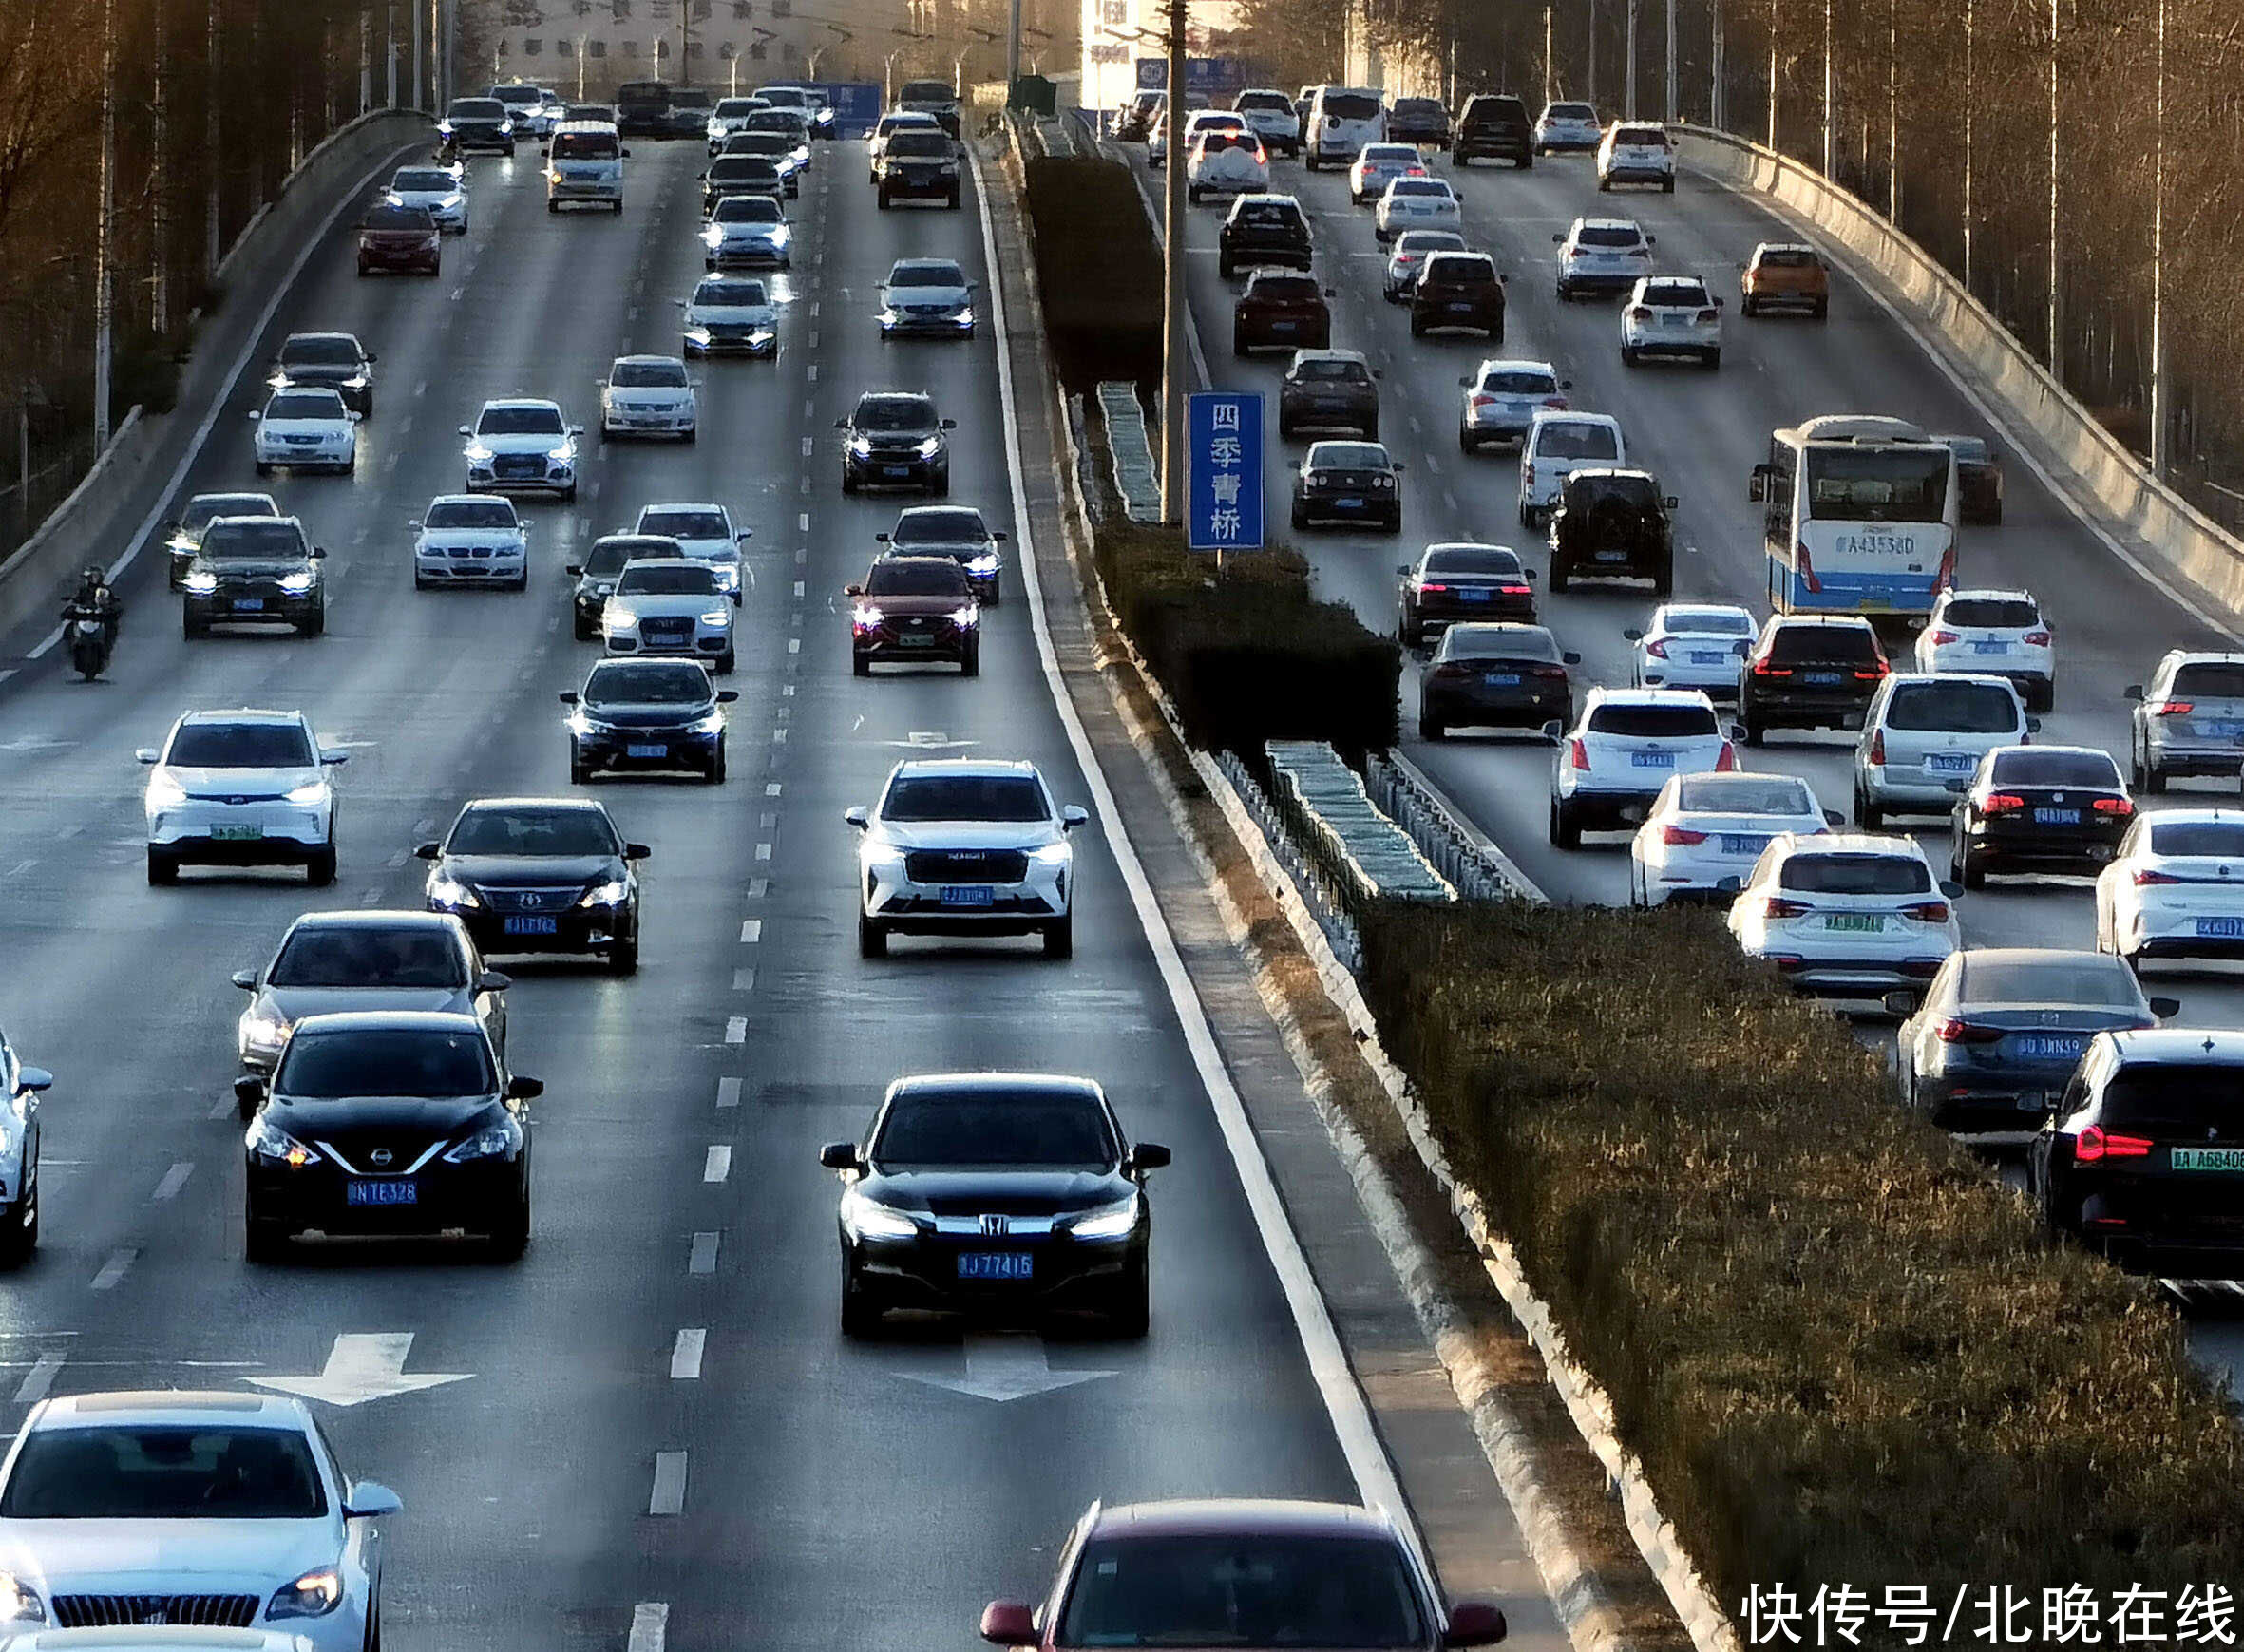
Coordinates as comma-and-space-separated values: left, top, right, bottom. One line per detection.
604, 611, 638, 634
384, 191, 405, 205
700, 608, 732, 626
685, 326, 713, 345
268, 1567, 345, 1619
770, 225, 791, 244
1029, 842, 1073, 864
167, 533, 197, 552
879, 308, 901, 325
442, 193, 463, 207
278, 571, 315, 594
342, 374, 370, 389
443, 1120, 523, 1163
851, 604, 884, 629
955, 306, 974, 323
966, 554, 1000, 573
284, 781, 329, 806
579, 879, 629, 908
436, 122, 454, 135
1070, 1196, 1140, 1241
464, 442, 496, 463
565, 712, 614, 736
711, 564, 740, 590
703, 225, 725, 246
847, 436, 874, 457
266, 371, 293, 389
240, 1011, 290, 1053
841, 1188, 920, 1239
546, 442, 577, 462
145, 773, 187, 809
693, 711, 727, 734
428, 875, 481, 909
950, 605, 979, 627
0, 1570, 48, 1624
246, 1115, 319, 1168
914, 436, 941, 457
546, 169, 563, 185
182, 571, 219, 595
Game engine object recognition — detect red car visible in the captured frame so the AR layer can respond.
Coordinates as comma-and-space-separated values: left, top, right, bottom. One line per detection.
357, 204, 442, 276
847, 555, 981, 676
981, 1500, 1506, 1652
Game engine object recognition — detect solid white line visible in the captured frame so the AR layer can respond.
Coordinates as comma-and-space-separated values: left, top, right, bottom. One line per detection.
971, 147, 1411, 1524
703, 1145, 732, 1183
715, 1077, 741, 1109
207, 1095, 236, 1120
151, 1162, 193, 1202
723, 1016, 747, 1044
89, 1248, 136, 1291
670, 1330, 706, 1380
648, 1452, 688, 1515
739, 919, 762, 943
688, 1231, 720, 1274
12, 1353, 64, 1405
628, 1603, 670, 1652
5, 860, 32, 879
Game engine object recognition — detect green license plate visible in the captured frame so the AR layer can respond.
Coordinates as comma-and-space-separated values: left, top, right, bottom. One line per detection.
1824, 914, 1884, 933
211, 825, 264, 841
2170, 1148, 2244, 1172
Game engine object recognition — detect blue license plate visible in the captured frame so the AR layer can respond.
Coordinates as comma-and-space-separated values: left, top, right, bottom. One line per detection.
1595, 549, 1627, 561
1630, 751, 1676, 769
1459, 589, 1492, 602
346, 1180, 417, 1206
2200, 721, 2244, 738
2033, 807, 2079, 826
1927, 753, 1976, 773
957, 1251, 1033, 1281
1483, 672, 1521, 687
1690, 651, 1725, 665
940, 885, 994, 907
2015, 1035, 2085, 1060
1335, 497, 1362, 509
2197, 917, 2244, 939
1271, 320, 1297, 332
504, 916, 559, 936
1720, 834, 1767, 856
626, 743, 668, 759
1971, 640, 2007, 654
1803, 671, 1842, 686
233, 598, 265, 611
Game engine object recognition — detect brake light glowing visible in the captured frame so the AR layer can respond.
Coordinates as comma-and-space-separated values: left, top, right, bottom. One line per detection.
1982, 793, 2027, 814
1934, 1017, 2002, 1043
1568, 738, 1589, 769
1662, 826, 1708, 845
1418, 582, 1449, 594
1751, 659, 1792, 677
1500, 583, 1531, 596
1764, 896, 1810, 919
1714, 741, 1739, 772
1868, 729, 1887, 765
1469, 394, 1497, 409
2074, 1125, 2153, 1164
2152, 700, 2194, 716
1901, 901, 1952, 924
1929, 629, 1960, 645
2092, 797, 2135, 815
2134, 868, 2181, 885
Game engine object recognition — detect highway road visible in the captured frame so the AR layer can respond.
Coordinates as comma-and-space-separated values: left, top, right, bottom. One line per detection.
0, 135, 1417, 1652
1123, 129, 2244, 1374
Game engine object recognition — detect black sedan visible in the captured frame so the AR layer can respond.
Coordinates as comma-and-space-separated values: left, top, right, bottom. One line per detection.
839, 391, 955, 495
821, 1073, 1170, 1336
1418, 623, 1577, 740
1396, 541, 1536, 644
1892, 947, 2173, 1132
419, 794, 651, 974
1292, 441, 1402, 533
561, 657, 736, 785
239, 1010, 538, 1261
566, 532, 682, 640
1951, 745, 2134, 887
1938, 434, 2004, 525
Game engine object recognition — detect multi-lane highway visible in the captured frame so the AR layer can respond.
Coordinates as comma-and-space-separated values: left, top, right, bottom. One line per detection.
1125, 124, 2244, 1368
0, 132, 1463, 1652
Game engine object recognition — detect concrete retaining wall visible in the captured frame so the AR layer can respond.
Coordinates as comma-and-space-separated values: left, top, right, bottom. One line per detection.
1682, 126, 2244, 628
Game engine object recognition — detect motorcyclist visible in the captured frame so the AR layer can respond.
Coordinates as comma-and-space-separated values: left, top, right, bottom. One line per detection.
61, 566, 122, 647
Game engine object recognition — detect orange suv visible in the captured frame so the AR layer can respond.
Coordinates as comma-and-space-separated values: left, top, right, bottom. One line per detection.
1741, 240, 1829, 319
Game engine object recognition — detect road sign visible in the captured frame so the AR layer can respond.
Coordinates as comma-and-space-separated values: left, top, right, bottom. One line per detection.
1188, 392, 1264, 552
1134, 57, 1246, 100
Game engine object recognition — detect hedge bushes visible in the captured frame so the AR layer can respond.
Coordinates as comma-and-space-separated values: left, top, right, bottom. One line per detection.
1353, 898, 2244, 1608
1021, 155, 1164, 391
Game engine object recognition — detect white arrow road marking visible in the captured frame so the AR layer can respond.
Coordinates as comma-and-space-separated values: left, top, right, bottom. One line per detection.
0, 739, 73, 752
899, 1333, 1114, 1403
249, 1333, 470, 1407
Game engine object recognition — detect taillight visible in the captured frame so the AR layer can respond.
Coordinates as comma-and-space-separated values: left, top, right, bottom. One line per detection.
1645, 639, 1669, 659
1751, 659, 1792, 677
1854, 661, 1889, 680
1695, 307, 1719, 323
1929, 629, 1960, 644
1764, 896, 1810, 919
1934, 1017, 2002, 1042
1469, 393, 1497, 409
1663, 826, 1708, 846
2075, 1125, 2154, 1164
1499, 583, 1531, 597
1981, 793, 2027, 814
2152, 700, 2194, 716
1626, 306, 1650, 323
2093, 797, 2135, 815
1714, 742, 1739, 772
2022, 630, 2052, 646
1796, 541, 1820, 593
1418, 582, 1449, 594
2134, 868, 2182, 885
1567, 738, 1589, 769
1902, 901, 1952, 924
1523, 464, 1536, 487
1868, 729, 1887, 765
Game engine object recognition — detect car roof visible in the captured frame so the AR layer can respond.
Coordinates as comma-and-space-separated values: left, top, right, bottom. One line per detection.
1573, 216, 1645, 233
884, 1072, 1101, 1104
1768, 614, 1875, 631
1880, 671, 2015, 691
2101, 1029, 2244, 1064
2139, 807, 2244, 826
280, 331, 362, 348
31, 1391, 308, 1430
1992, 742, 2109, 762
1474, 357, 1558, 374
1530, 409, 1621, 429
896, 504, 987, 526
283, 910, 464, 934
1753, 239, 1818, 256
611, 353, 688, 369
267, 386, 345, 403
1231, 192, 1300, 206
479, 397, 562, 413
1304, 440, 1391, 461
285, 1010, 485, 1044
1290, 348, 1367, 366
428, 492, 514, 507
1423, 541, 1517, 558
460, 794, 614, 813
1584, 687, 1714, 709
639, 500, 728, 515
1561, 466, 1657, 485
891, 757, 1041, 780
1955, 946, 2129, 972
1443, 621, 1550, 643
1088, 1499, 1401, 1541
1777, 830, 1925, 858
176, 707, 308, 727
1940, 586, 2036, 603
2160, 650, 2244, 666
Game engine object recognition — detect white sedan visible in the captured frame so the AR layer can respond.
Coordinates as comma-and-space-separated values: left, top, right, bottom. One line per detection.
0, 1391, 400, 1652
599, 354, 697, 442
1727, 833, 1961, 998
680, 275, 778, 357
1914, 587, 2055, 711
1374, 177, 1460, 243
384, 162, 468, 231
1151, 109, 1243, 167
1186, 131, 1269, 203
1348, 142, 1427, 205
2096, 807, 2244, 969
636, 502, 751, 603
412, 493, 529, 591
250, 388, 357, 476
1626, 602, 1759, 693
1630, 771, 1835, 906
139, 709, 347, 885
1621, 275, 1722, 369
0, 1025, 52, 1264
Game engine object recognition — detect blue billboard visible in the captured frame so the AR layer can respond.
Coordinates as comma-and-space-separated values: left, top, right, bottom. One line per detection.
1187, 392, 1264, 553
1135, 57, 1246, 99
809, 81, 883, 139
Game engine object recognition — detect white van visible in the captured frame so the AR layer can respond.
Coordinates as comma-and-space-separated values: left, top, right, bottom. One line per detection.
544, 122, 626, 213
1303, 85, 1387, 171
1517, 411, 1626, 529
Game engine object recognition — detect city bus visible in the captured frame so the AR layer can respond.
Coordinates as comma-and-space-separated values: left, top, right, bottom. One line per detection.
1750, 414, 1958, 621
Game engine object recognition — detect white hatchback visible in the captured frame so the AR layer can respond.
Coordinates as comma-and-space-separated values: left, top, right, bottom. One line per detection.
635, 502, 751, 603
1621, 274, 1722, 369
1630, 770, 1835, 907
250, 389, 357, 477
1626, 602, 1758, 693
412, 493, 528, 591
1728, 833, 1962, 998
1374, 177, 1459, 242
1348, 142, 1427, 205
1915, 588, 2055, 711
1549, 688, 1739, 848
139, 710, 348, 886
2097, 808, 2244, 969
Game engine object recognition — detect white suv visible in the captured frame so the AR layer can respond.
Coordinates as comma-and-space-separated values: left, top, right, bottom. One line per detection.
1233, 88, 1303, 158
1553, 217, 1655, 300
1727, 833, 1962, 998
1915, 588, 2055, 710
1621, 274, 1722, 369
1348, 142, 1426, 205
138, 709, 348, 886
460, 397, 580, 501
1597, 122, 1675, 191
1549, 687, 1739, 849
846, 759, 1091, 959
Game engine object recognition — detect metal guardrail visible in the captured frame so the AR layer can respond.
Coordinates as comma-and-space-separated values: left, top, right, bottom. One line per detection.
1266, 742, 1455, 906
1365, 752, 1540, 904
1093, 381, 1162, 522
1214, 749, 1365, 975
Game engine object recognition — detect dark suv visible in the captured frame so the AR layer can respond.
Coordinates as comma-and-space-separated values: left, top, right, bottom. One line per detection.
1232, 271, 1332, 354
1277, 350, 1379, 439
271, 332, 377, 416
181, 515, 328, 638
1454, 93, 1533, 167
838, 391, 955, 494
439, 97, 514, 155
1547, 468, 1675, 595
1387, 96, 1451, 148
1410, 252, 1504, 340
1739, 616, 1890, 743
1218, 194, 1312, 277
615, 80, 674, 137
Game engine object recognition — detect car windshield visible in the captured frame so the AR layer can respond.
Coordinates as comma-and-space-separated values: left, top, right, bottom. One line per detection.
1678, 776, 1815, 815
1767, 625, 1880, 664
890, 261, 964, 288
1588, 704, 1718, 739
1577, 225, 1643, 248
2170, 663, 2244, 698
585, 538, 666, 576
1312, 444, 1387, 469
730, 134, 789, 155
1362, 146, 1418, 163
890, 133, 952, 157
1423, 257, 1493, 285
1803, 447, 1951, 521
552, 131, 618, 159
1547, 103, 1595, 119
449, 100, 504, 119
618, 562, 719, 595
270, 926, 466, 989
613, 360, 688, 388
2149, 821, 2244, 857
1565, 474, 1660, 510
1662, 608, 1755, 636
166, 722, 314, 768
1234, 201, 1302, 227
363, 205, 432, 230
713, 197, 784, 222
1641, 281, 1706, 306
900, 81, 955, 101
0, 1427, 326, 1520
1614, 125, 1667, 144
277, 1027, 495, 1098
182, 495, 274, 531
1058, 1533, 1430, 1649
200, 520, 308, 559
267, 392, 340, 421
447, 805, 622, 854
393, 169, 456, 191
1397, 233, 1465, 255
857, 397, 936, 431
639, 508, 730, 540
1389, 180, 1448, 197
874, 1092, 1115, 1168
1944, 598, 2039, 628
478, 406, 562, 435
426, 501, 516, 529
1423, 547, 1519, 576
671, 91, 711, 110
2100, 1068, 2244, 1136
1884, 682, 2018, 733
1959, 955, 2142, 1009
695, 279, 768, 306
884, 772, 1048, 822
866, 560, 970, 597
1238, 92, 1291, 111
1779, 854, 1932, 896
1536, 422, 1620, 460
282, 337, 360, 366
583, 663, 713, 706
894, 509, 985, 543
1441, 626, 1557, 662
1988, 750, 2123, 788
715, 99, 763, 117
1479, 368, 1555, 394
713, 159, 776, 180
491, 85, 539, 105
1251, 276, 1320, 301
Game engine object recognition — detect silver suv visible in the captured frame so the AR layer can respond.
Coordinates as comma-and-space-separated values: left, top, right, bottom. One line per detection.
1853, 674, 2031, 827
2128, 651, 2244, 793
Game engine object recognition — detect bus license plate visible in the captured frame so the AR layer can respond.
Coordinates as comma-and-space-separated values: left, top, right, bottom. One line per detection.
1824, 914, 1885, 933
346, 1180, 418, 1206
957, 1252, 1033, 1280
2034, 807, 2079, 826
2170, 1148, 2244, 1172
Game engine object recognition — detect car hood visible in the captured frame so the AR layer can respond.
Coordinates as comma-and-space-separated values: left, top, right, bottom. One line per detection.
858, 1167, 1127, 1217
158, 765, 323, 801
474, 431, 569, 455
0, 1518, 337, 1591
870, 820, 1062, 851
258, 986, 472, 1023
276, 1093, 501, 1133
606, 388, 694, 408
259, 417, 349, 436
889, 540, 991, 560
417, 528, 523, 549
279, 365, 358, 384
441, 853, 621, 889
193, 559, 314, 579
578, 700, 717, 730
712, 219, 786, 237
391, 189, 455, 205
861, 592, 971, 617
664, 537, 740, 566
609, 594, 727, 621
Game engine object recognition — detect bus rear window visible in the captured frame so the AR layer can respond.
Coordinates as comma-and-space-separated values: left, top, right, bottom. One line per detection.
1804, 448, 1950, 522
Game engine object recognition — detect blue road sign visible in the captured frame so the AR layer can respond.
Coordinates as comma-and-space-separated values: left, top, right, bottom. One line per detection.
811, 82, 883, 139
1135, 57, 1247, 99
1188, 392, 1264, 552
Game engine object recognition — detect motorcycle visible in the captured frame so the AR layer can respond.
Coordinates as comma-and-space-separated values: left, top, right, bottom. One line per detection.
62, 608, 113, 681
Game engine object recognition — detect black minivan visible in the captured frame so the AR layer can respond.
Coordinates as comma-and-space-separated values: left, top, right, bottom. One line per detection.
1454, 94, 1533, 167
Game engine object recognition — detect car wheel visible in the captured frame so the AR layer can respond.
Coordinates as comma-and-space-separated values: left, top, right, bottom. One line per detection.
1419, 715, 1444, 741
1107, 1256, 1151, 1337
244, 1210, 288, 1264
306, 845, 336, 887
2139, 745, 2167, 794
489, 1194, 530, 1262
1741, 296, 1759, 318
609, 934, 639, 976
569, 754, 593, 785
1622, 346, 1638, 367
960, 645, 979, 678
1703, 349, 1721, 370
183, 610, 207, 639
1232, 331, 1248, 357
2029, 676, 2053, 712
946, 189, 960, 209
1549, 560, 1570, 594
1291, 504, 1308, 531
299, 608, 325, 637
1856, 788, 1884, 830
1548, 796, 1582, 851
1741, 711, 1765, 748
1409, 314, 1425, 338
840, 1257, 884, 1337
0, 1193, 35, 1268
1813, 299, 1829, 320
147, 846, 179, 886
1043, 912, 1074, 959
1218, 254, 1234, 278
1958, 840, 1988, 891
877, 189, 891, 209
255, 461, 273, 477
857, 912, 888, 959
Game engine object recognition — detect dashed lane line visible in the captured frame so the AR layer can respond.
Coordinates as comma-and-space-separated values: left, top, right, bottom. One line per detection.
723, 1016, 747, 1044
13, 1353, 65, 1405
670, 1331, 705, 1380
703, 1145, 732, 1184
648, 1452, 688, 1515
688, 1232, 720, 1274
716, 1077, 741, 1109
628, 1604, 669, 1652
152, 1162, 192, 1202
739, 920, 762, 942
89, 1248, 137, 1291
732, 968, 755, 993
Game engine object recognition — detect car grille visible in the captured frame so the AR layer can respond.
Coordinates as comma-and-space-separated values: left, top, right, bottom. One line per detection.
903, 304, 952, 316
484, 884, 583, 914
53, 1596, 261, 1629
705, 323, 755, 339
641, 618, 694, 644
492, 455, 543, 479
315, 1135, 449, 1176
905, 849, 1029, 883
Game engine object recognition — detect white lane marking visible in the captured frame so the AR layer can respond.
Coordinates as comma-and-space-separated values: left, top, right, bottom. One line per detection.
739, 919, 762, 942
152, 1162, 193, 1202
787, 636, 801, 654
807, 364, 818, 383
688, 1231, 720, 1273
973, 144, 1414, 1523
1422, 454, 1440, 476
670, 1330, 706, 1380
0, 671, 14, 687
207, 1095, 236, 1120
765, 782, 782, 797
732, 967, 755, 992
412, 817, 437, 837
716, 1077, 742, 1109
89, 1249, 137, 1291
797, 512, 810, 532
355, 887, 380, 905
800, 436, 814, 458
808, 328, 819, 350
385, 849, 410, 869
13, 1353, 65, 1405
793, 580, 806, 598
249, 1332, 470, 1405
782, 684, 795, 697
772, 728, 789, 743
754, 842, 772, 861
648, 1452, 688, 1515
5, 860, 32, 878
703, 1146, 732, 1183
803, 398, 814, 418
794, 547, 808, 564
900, 1332, 1113, 1402
748, 878, 769, 899
628, 1603, 670, 1652
724, 1016, 748, 1043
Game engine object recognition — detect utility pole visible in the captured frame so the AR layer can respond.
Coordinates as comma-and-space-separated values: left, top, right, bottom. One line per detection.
1820, 0, 1833, 178
1006, 0, 1021, 100
388, 0, 398, 106
93, 0, 115, 450
1962, 0, 1973, 290
1710, 0, 1724, 128
152, 0, 170, 336
1624, 0, 1636, 118
1766, 0, 1778, 148
411, 0, 423, 108
442, 0, 456, 111
2046, 0, 2061, 374
2149, 0, 2167, 476
206, 0, 222, 277
1542, 4, 1552, 105
1160, 0, 1187, 525
1885, 0, 1897, 219
1664, 0, 1676, 123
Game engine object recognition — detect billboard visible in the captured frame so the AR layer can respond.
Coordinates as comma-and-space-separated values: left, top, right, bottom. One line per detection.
1134, 57, 1246, 99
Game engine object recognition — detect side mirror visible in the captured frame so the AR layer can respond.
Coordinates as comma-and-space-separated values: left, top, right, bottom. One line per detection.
1371, 370, 1384, 381
1561, 651, 1582, 666
1940, 880, 1965, 901
621, 147, 633, 158
458, 424, 472, 436
565, 563, 584, 576
1456, 377, 1472, 389
1442, 1602, 1507, 1650
698, 169, 710, 179
477, 971, 512, 993
342, 1481, 404, 1519
558, 691, 580, 706
319, 749, 350, 767
844, 806, 870, 829
505, 1075, 544, 1101
875, 532, 892, 543
1396, 564, 1413, 576
1623, 628, 1645, 642
568, 425, 584, 436
231, 968, 258, 991
2025, 716, 2043, 735
1728, 723, 1748, 743
1645, 233, 1657, 244
1664, 495, 1679, 508
1127, 1141, 1172, 1172
1061, 805, 1091, 829
414, 841, 442, 860
2123, 684, 2145, 702
979, 1603, 1037, 1647
845, 583, 865, 597
1520, 567, 1536, 580
820, 1140, 865, 1171
1551, 233, 1564, 243
234, 1074, 268, 1110
1539, 719, 1564, 743
1560, 378, 1573, 389
716, 690, 741, 704
365, 350, 379, 362
1823, 808, 1846, 826
1882, 990, 1919, 1018
735, 530, 753, 542
834, 418, 849, 429
135, 749, 161, 765
1747, 467, 1768, 504
624, 843, 652, 860
991, 530, 1010, 542
2151, 997, 2183, 1019
16, 1068, 51, 1096
311, 546, 330, 559
941, 418, 958, 429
